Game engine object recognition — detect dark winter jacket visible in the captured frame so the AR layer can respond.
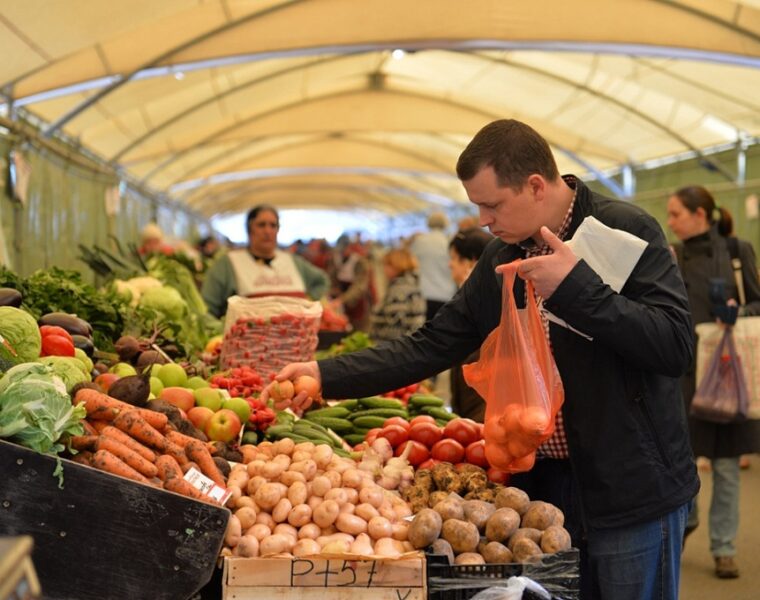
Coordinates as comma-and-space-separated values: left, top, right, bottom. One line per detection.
320, 178, 699, 530
369, 272, 426, 343
673, 228, 760, 457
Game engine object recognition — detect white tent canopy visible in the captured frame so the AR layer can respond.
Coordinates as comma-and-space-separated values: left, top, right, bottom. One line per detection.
2, 0, 760, 217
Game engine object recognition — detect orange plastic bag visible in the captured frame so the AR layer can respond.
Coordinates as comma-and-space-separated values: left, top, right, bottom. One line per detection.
463, 260, 564, 473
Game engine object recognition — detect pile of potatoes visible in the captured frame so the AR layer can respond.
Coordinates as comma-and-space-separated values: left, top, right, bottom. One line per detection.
402, 463, 505, 513
221, 438, 415, 559
407, 486, 571, 566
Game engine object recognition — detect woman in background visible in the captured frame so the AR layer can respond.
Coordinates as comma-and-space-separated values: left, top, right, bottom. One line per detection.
448, 227, 494, 421
667, 185, 760, 579
369, 248, 426, 343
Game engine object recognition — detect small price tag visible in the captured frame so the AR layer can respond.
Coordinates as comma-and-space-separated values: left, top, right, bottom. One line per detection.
183, 467, 232, 505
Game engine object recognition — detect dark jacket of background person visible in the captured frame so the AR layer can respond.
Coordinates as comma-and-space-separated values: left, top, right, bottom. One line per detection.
673, 227, 760, 458
370, 271, 426, 343
319, 180, 699, 530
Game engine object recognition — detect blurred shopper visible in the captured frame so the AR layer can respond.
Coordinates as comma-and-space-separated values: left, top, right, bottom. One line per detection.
411, 212, 456, 320
667, 186, 760, 579
448, 227, 494, 421
201, 204, 328, 318
138, 222, 172, 256
329, 235, 375, 332
457, 214, 480, 231
370, 248, 426, 343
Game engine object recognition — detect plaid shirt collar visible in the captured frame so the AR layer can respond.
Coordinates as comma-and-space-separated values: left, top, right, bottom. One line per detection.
520, 175, 578, 257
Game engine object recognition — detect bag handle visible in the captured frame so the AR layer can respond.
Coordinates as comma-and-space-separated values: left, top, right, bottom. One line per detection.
726, 237, 746, 306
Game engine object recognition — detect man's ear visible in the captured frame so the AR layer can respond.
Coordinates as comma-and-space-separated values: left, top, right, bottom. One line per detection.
526, 174, 546, 199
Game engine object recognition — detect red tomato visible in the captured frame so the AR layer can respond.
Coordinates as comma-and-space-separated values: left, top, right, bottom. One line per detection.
465, 439, 489, 468
431, 438, 465, 463
443, 418, 481, 447
377, 424, 409, 448
487, 467, 510, 485
39, 325, 73, 343
418, 458, 441, 470
365, 428, 383, 445
409, 422, 443, 448
409, 415, 436, 427
383, 416, 411, 431
40, 334, 76, 357
395, 440, 430, 467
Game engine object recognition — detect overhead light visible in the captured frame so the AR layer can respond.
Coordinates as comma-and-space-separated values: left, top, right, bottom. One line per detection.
174, 71, 185, 80
391, 49, 406, 60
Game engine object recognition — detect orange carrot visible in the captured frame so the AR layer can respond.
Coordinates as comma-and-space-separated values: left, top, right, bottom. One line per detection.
90, 449, 150, 484
181, 461, 201, 475
130, 408, 168, 431
96, 436, 158, 478
113, 411, 168, 451
184, 439, 226, 487
155, 454, 183, 482
165, 430, 200, 449
75, 388, 123, 420
99, 425, 157, 463
164, 476, 209, 502
164, 441, 189, 466
90, 420, 109, 433
81, 420, 99, 436
68, 435, 98, 452
70, 451, 92, 466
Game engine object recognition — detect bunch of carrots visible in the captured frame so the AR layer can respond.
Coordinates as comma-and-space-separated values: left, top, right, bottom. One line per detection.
67, 388, 227, 503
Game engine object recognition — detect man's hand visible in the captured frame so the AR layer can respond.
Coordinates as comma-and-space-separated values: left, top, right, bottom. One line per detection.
517, 226, 578, 299
260, 361, 321, 414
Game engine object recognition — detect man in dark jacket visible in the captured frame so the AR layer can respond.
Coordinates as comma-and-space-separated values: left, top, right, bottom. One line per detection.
265, 119, 699, 600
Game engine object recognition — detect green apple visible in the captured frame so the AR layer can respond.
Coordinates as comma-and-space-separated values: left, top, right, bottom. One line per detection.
148, 392, 156, 400
194, 387, 223, 412
110, 362, 137, 377
156, 363, 187, 388
223, 397, 252, 425
149, 376, 164, 397
187, 376, 210, 390
74, 348, 94, 373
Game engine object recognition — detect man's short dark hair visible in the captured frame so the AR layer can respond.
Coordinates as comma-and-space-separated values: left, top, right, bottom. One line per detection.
246, 204, 279, 231
456, 119, 559, 189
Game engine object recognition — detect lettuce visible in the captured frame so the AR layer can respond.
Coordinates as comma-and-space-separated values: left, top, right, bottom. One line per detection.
0, 307, 42, 372
0, 363, 86, 454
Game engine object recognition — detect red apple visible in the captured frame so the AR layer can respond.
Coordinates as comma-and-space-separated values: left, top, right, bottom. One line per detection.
187, 406, 215, 432
160, 386, 195, 412
94, 372, 120, 393
205, 408, 242, 443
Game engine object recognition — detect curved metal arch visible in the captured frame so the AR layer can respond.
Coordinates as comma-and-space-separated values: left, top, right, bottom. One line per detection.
471, 51, 737, 181
172, 132, 458, 195
40, 0, 307, 137
140, 86, 623, 185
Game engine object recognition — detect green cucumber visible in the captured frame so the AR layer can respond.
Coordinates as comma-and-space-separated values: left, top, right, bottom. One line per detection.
293, 423, 340, 446
420, 406, 457, 421
335, 399, 359, 410
264, 424, 294, 440
358, 396, 405, 410
352, 416, 388, 429
303, 417, 354, 433
343, 433, 368, 446
349, 408, 409, 420
304, 406, 351, 419
409, 394, 445, 408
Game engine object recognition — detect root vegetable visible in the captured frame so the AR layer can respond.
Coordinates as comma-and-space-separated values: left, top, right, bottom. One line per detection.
324, 488, 348, 505
373, 537, 401, 557
298, 523, 321, 540
313, 499, 340, 528
225, 515, 242, 547
391, 521, 409, 541
247, 475, 267, 496
288, 481, 308, 506
431, 539, 455, 564
247, 460, 266, 477
235, 506, 258, 531
482, 541, 513, 564
507, 528, 543, 552
321, 539, 351, 554
325, 470, 342, 488
485, 508, 521, 543
342, 468, 363, 489
293, 539, 321, 557
343, 488, 359, 505
441, 519, 480, 554
288, 504, 312, 527
434, 499, 465, 522
512, 537, 543, 563
313, 444, 334, 468
317, 533, 354, 548
336, 513, 368, 536
408, 508, 442, 549
307, 496, 323, 510
339, 503, 355, 515
255, 482, 286, 511
260, 534, 292, 556
256, 512, 276, 529
225, 485, 242, 509
455, 553, 485, 565
235, 535, 260, 557
280, 471, 306, 486
358, 486, 384, 508
495, 487, 531, 515
462, 500, 496, 532
367, 516, 392, 540
274, 523, 298, 541
237, 496, 256, 510
262, 462, 287, 479
273, 438, 295, 456
290, 459, 317, 480
355, 503, 380, 522
227, 469, 249, 490
540, 525, 571, 554
521, 501, 558, 530
350, 533, 375, 556
273, 498, 293, 523
248, 524, 271, 541
311, 475, 331, 497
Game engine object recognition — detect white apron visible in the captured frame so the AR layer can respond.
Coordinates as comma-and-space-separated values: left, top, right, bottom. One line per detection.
227, 249, 306, 298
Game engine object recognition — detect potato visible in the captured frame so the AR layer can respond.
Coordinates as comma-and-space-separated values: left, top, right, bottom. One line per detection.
235, 534, 260, 557
434, 499, 464, 521
225, 514, 242, 548
313, 499, 340, 528
260, 534, 292, 556
391, 521, 409, 542
234, 506, 258, 531
336, 513, 368, 536
355, 503, 380, 522
481, 541, 513, 564
462, 500, 496, 532
407, 508, 443, 549
255, 482, 285, 511
454, 552, 485, 565
297, 523, 321, 540
248, 523, 271, 541
512, 538, 543, 563
272, 498, 293, 523
368, 516, 392, 540
540, 525, 571, 554
507, 528, 543, 552
293, 538, 321, 557
288, 504, 313, 528
550, 505, 565, 527
485, 508, 520, 543
494, 487, 531, 515
441, 519, 480, 554
521, 501, 557, 530
430, 538, 455, 564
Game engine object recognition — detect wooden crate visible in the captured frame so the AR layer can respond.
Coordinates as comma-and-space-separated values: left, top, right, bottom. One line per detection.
223, 556, 426, 600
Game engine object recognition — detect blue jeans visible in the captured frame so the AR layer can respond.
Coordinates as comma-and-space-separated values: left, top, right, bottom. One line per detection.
687, 457, 740, 556
583, 502, 689, 600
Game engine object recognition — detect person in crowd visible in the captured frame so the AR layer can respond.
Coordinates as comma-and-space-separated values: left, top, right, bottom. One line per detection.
198, 236, 221, 260
411, 211, 457, 320
666, 186, 760, 579
457, 214, 480, 231
265, 119, 699, 600
138, 222, 172, 256
369, 247, 426, 343
447, 227, 494, 421
201, 204, 329, 318
329, 234, 375, 332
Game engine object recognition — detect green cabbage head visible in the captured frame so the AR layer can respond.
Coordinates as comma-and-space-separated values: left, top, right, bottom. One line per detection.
138, 286, 188, 321
0, 307, 42, 373
38, 356, 91, 391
